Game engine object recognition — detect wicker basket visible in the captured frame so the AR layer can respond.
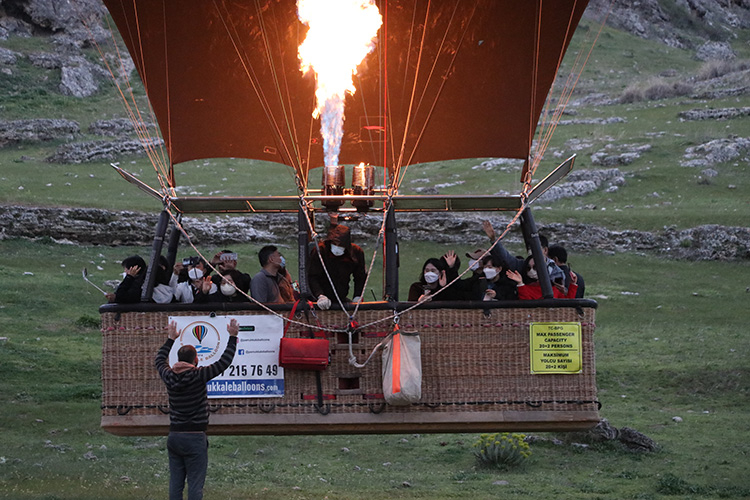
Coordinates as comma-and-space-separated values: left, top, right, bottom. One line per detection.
100, 301, 598, 435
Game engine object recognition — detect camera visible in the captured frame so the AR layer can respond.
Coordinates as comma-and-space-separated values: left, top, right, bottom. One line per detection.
220, 252, 238, 262
182, 256, 200, 267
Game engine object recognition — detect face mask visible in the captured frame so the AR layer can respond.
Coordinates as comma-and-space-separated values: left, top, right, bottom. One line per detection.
220, 283, 235, 296
188, 268, 203, 280
483, 267, 498, 280
468, 259, 479, 271
527, 268, 538, 280
330, 244, 345, 257
121, 272, 127, 279
279, 255, 286, 268
423, 271, 439, 284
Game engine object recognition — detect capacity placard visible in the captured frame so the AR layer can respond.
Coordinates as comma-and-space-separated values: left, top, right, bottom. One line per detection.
529, 322, 582, 374
169, 315, 284, 398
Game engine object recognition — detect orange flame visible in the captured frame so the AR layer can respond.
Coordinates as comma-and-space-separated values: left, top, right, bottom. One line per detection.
298, 0, 382, 166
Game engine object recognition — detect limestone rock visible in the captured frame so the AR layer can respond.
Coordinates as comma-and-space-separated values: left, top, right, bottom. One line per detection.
618, 426, 658, 452
28, 51, 63, 69
681, 136, 750, 167
0, 119, 80, 147
678, 107, 750, 121
0, 15, 33, 40
88, 119, 154, 137
0, 46, 21, 65
46, 138, 164, 163
695, 41, 736, 62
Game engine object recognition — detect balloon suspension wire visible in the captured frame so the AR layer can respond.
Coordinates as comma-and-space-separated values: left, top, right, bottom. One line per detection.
299, 194, 394, 324
213, 0, 305, 190
82, 8, 173, 197
528, 0, 613, 183
355, 203, 526, 332
393, 0, 431, 181
163, 205, 345, 333
392, 1, 478, 192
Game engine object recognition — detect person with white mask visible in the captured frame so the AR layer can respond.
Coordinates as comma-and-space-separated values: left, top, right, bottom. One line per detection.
407, 252, 461, 302
172, 258, 216, 304
206, 270, 250, 303
474, 255, 518, 301
308, 225, 367, 310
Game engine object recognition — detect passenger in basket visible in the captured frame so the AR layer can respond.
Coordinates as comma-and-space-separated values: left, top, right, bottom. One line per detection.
172, 257, 216, 304
481, 220, 565, 283
152, 255, 175, 304
547, 244, 585, 298
473, 254, 518, 301
107, 255, 147, 303
506, 255, 578, 299
251, 245, 289, 304
407, 252, 461, 302
208, 270, 250, 303
308, 225, 366, 309
454, 248, 486, 299
276, 252, 298, 303
210, 249, 251, 293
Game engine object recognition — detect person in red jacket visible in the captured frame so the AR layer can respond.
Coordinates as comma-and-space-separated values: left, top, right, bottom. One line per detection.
506, 256, 578, 300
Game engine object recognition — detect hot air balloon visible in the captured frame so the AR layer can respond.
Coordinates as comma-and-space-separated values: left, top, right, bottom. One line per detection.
100, 0, 601, 436
192, 324, 208, 344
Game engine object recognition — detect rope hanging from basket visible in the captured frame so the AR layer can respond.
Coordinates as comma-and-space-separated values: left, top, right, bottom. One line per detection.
347, 314, 399, 369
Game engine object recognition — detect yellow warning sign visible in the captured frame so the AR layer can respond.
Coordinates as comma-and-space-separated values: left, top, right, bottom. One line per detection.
530, 322, 582, 374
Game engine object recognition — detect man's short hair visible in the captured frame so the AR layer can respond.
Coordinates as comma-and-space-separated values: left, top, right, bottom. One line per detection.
258, 245, 278, 267
177, 345, 197, 364
524, 235, 549, 252
548, 244, 568, 264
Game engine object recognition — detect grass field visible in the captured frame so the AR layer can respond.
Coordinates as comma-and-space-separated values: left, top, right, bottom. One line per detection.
1, 10, 750, 500
1, 239, 749, 499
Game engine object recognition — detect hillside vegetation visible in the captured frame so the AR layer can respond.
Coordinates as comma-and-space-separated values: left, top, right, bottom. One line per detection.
0, 3, 749, 499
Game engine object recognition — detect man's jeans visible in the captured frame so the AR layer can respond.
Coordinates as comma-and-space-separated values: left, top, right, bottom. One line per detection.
167, 432, 208, 500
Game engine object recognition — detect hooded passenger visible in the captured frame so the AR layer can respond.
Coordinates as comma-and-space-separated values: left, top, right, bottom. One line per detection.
308, 224, 367, 309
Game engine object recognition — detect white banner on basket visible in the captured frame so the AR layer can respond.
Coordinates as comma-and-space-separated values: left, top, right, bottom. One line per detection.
168, 315, 284, 398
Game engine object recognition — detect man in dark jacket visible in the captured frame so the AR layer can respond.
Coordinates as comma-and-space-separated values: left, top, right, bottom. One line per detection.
308, 224, 367, 309
155, 319, 239, 500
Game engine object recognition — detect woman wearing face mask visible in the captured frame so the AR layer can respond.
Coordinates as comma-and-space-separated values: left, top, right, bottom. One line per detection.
173, 259, 216, 304
474, 255, 517, 301
506, 256, 578, 300
407, 254, 461, 302
209, 270, 250, 303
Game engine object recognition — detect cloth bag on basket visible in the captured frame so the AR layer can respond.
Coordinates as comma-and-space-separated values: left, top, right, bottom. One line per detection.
382, 325, 421, 405
278, 300, 330, 371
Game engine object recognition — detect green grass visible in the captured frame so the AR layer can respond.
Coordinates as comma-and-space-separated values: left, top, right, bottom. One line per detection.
1, 239, 749, 499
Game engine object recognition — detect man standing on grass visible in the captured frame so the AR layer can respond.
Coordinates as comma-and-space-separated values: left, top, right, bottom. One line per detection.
155, 319, 239, 500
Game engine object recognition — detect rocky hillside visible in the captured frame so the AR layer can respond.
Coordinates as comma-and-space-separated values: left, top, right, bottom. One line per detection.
1, 0, 749, 261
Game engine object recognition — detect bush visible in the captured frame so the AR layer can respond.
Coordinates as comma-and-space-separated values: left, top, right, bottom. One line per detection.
696, 59, 750, 81
473, 433, 531, 469
74, 315, 101, 329
619, 83, 643, 103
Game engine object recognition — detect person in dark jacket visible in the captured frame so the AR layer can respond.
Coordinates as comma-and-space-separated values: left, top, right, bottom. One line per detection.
107, 255, 147, 303
155, 319, 239, 500
547, 244, 585, 298
473, 254, 518, 301
407, 251, 461, 302
208, 270, 250, 303
308, 225, 367, 309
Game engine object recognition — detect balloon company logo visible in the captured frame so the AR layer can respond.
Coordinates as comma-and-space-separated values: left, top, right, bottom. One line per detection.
179, 321, 221, 364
